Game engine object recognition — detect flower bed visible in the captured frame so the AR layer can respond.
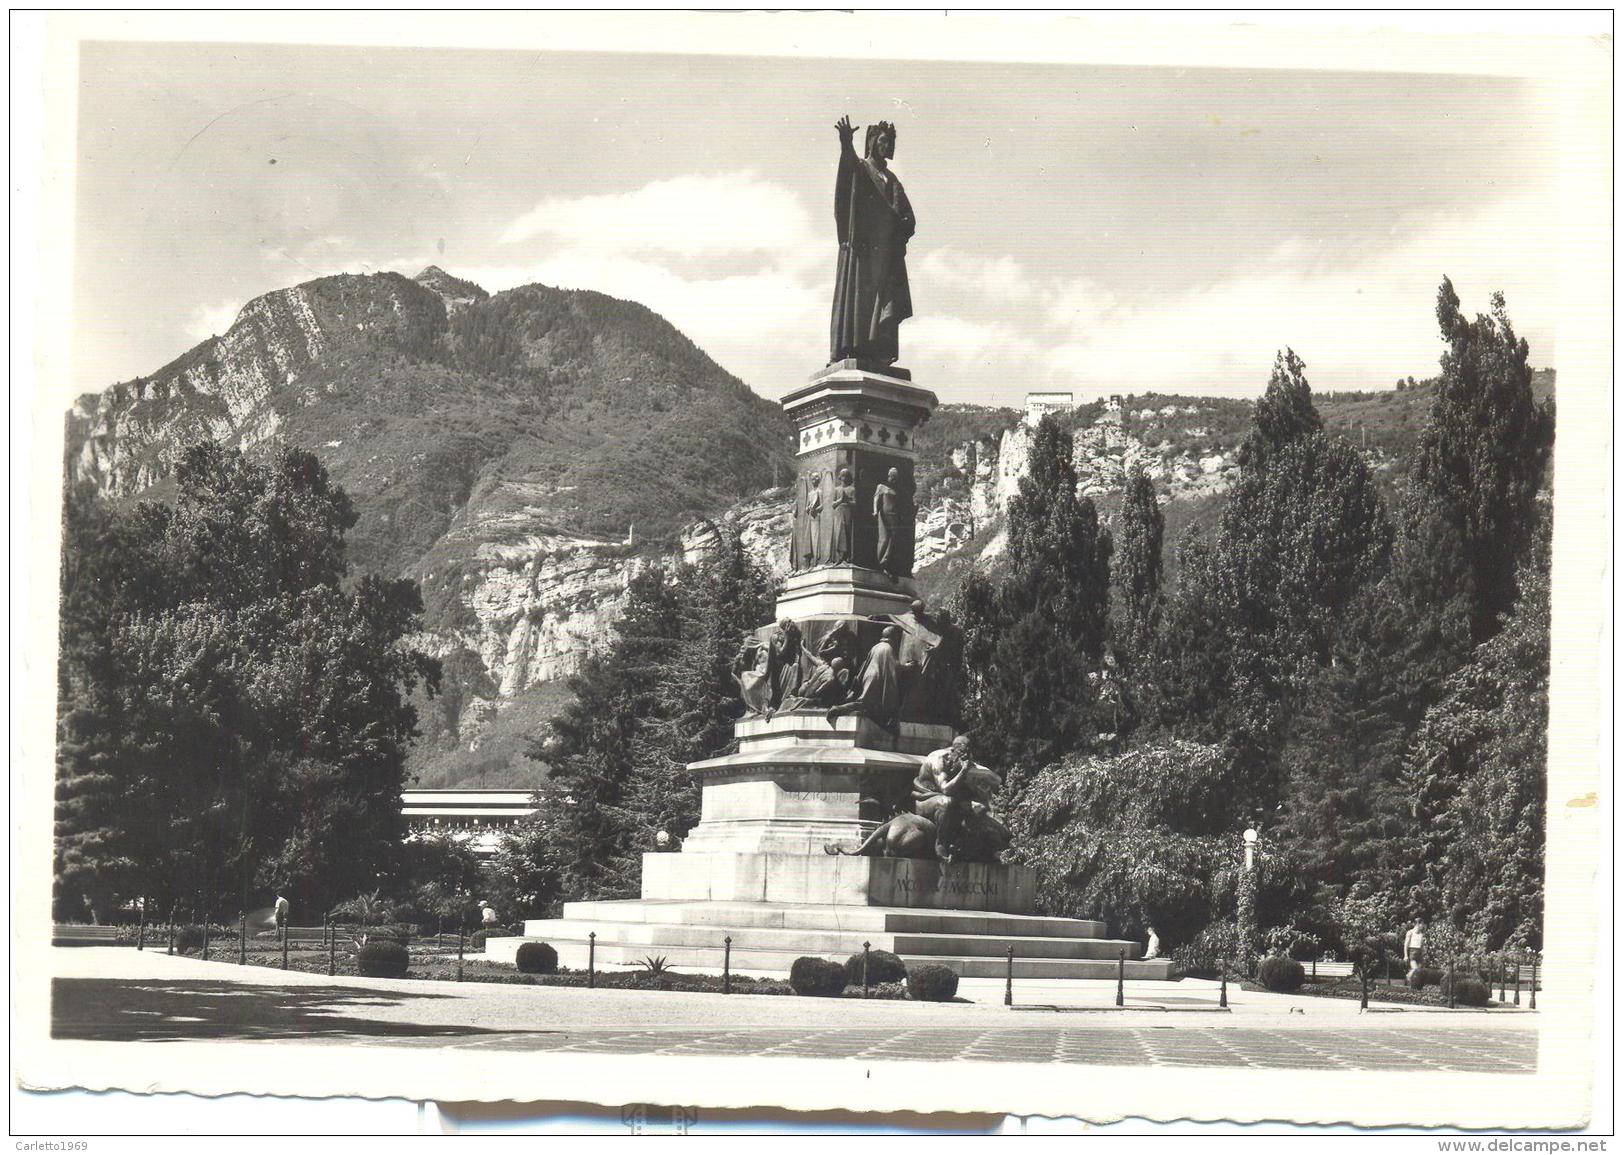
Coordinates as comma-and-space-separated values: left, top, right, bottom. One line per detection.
1245, 975, 1512, 1009
168, 949, 910, 998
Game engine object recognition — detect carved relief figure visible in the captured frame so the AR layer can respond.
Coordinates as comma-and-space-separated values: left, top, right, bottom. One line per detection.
873, 467, 911, 576
828, 467, 855, 565
767, 618, 804, 708
891, 598, 961, 724
825, 625, 903, 729
733, 636, 773, 716
830, 116, 915, 367
798, 472, 824, 569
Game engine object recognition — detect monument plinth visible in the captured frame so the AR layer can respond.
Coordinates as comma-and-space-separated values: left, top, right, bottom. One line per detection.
485, 117, 1175, 983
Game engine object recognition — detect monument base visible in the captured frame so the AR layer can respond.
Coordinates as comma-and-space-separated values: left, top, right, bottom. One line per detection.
643, 851, 1038, 911
481, 852, 1178, 981
484, 896, 1176, 981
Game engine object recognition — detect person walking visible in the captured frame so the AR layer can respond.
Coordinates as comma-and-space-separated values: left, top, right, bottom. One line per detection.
273, 893, 290, 932
1403, 920, 1426, 973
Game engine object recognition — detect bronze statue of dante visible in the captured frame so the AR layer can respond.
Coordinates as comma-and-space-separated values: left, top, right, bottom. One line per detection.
830, 116, 914, 367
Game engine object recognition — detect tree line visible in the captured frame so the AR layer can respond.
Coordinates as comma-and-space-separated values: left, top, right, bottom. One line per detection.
955, 280, 1553, 970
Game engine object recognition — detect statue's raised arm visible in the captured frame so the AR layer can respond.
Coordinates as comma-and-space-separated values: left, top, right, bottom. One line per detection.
828, 116, 914, 368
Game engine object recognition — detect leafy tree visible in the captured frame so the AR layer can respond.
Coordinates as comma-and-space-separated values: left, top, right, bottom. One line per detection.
1405, 520, 1549, 950
54, 442, 435, 922
1008, 739, 1307, 962
957, 415, 1113, 786
1416, 280, 1555, 642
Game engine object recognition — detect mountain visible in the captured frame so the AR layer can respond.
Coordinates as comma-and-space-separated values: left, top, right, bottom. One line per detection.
66, 267, 795, 787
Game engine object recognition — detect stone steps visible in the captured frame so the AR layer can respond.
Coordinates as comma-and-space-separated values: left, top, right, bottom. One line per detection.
484, 932, 1173, 981
482, 898, 1175, 981
519, 917, 1141, 961
556, 900, 1108, 940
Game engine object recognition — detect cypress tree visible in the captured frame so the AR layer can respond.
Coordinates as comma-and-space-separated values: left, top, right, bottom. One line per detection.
1416, 280, 1554, 642
958, 415, 1113, 787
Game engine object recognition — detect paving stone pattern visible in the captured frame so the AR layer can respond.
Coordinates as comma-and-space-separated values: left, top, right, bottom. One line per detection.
316, 1025, 1536, 1071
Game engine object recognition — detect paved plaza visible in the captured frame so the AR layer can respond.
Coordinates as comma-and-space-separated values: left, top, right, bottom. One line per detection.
50, 947, 1537, 1073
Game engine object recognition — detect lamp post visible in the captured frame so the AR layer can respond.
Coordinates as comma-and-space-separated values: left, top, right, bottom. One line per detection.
1237, 827, 1260, 978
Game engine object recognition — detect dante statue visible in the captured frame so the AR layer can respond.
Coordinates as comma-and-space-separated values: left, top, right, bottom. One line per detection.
830, 116, 915, 367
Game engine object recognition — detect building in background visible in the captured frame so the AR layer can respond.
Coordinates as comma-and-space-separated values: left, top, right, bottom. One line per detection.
401, 789, 537, 857
1024, 391, 1074, 427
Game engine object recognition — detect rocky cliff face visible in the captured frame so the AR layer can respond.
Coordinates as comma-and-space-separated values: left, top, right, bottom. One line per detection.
64, 267, 792, 787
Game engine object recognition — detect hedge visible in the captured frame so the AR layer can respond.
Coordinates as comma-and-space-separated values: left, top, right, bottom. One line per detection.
906, 963, 959, 1002
789, 957, 848, 997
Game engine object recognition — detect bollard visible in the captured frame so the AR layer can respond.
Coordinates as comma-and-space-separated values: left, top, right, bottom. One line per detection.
1116, 949, 1125, 1007
1311, 955, 1316, 981
1498, 959, 1507, 1002
137, 904, 146, 951
1219, 970, 1228, 1009
1447, 962, 1456, 1009
1514, 964, 1522, 1006
1004, 945, 1014, 1007
862, 941, 871, 999
328, 929, 336, 977
456, 931, 465, 982
1529, 954, 1538, 1010
724, 936, 733, 995
1360, 970, 1369, 1010
202, 922, 210, 962
239, 915, 247, 965
167, 923, 175, 957
588, 931, 597, 989
281, 925, 289, 970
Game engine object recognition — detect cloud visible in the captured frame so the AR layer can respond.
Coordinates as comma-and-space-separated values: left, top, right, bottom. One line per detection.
460, 251, 826, 381
500, 171, 820, 267
909, 192, 1558, 404
186, 300, 242, 342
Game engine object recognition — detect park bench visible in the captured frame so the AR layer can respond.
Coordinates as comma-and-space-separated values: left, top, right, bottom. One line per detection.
283, 926, 332, 947
52, 924, 123, 946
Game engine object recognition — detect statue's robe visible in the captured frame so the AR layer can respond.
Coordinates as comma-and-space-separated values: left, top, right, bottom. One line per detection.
801, 474, 824, 568
768, 629, 804, 708
828, 479, 856, 564
890, 609, 960, 724
780, 651, 850, 710
874, 482, 903, 575
844, 639, 901, 725
830, 148, 915, 365
736, 643, 772, 715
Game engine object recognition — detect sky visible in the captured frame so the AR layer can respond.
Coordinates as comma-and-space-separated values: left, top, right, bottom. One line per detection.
67, 38, 1560, 408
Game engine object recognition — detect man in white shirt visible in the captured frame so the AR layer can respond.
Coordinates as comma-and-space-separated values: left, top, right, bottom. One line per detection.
273, 893, 289, 932
1144, 925, 1161, 961
1403, 920, 1425, 972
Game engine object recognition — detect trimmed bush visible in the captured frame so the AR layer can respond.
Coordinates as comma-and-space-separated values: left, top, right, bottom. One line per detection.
357, 940, 409, 978
789, 956, 848, 997
1443, 976, 1491, 1007
906, 963, 959, 1002
470, 928, 509, 950
175, 926, 206, 955
1256, 955, 1305, 993
845, 949, 907, 986
1407, 966, 1444, 990
516, 941, 559, 975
